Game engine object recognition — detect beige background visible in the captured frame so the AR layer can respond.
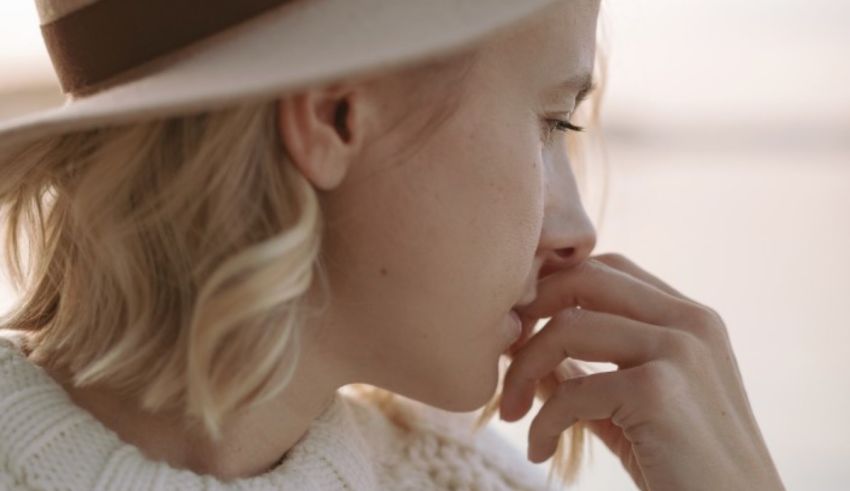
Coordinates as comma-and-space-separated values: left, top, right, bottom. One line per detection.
1, 0, 848, 489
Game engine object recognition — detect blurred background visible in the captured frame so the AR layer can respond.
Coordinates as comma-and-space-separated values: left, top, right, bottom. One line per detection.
0, 0, 847, 489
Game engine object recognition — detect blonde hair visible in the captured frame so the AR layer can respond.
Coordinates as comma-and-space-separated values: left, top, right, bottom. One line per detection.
0, 27, 609, 490
0, 100, 324, 440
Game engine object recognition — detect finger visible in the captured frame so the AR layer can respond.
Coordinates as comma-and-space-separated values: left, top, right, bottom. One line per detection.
590, 253, 697, 304
503, 311, 540, 357
535, 359, 591, 401
536, 362, 630, 461
527, 368, 630, 463
500, 307, 668, 421
515, 258, 689, 328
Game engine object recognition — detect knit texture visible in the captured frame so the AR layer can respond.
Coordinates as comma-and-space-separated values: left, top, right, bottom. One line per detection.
0, 331, 556, 490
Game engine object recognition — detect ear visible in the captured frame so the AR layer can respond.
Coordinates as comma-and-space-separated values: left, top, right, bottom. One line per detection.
276, 83, 368, 191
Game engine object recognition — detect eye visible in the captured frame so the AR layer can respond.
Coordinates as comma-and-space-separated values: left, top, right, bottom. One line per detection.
541, 117, 585, 143
547, 118, 585, 134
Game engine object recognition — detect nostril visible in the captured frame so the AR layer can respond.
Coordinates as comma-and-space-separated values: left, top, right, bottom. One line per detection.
555, 247, 575, 258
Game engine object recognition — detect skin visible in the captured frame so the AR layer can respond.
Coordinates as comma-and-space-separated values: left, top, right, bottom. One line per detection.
34, 0, 785, 488
503, 255, 786, 490
39, 0, 599, 480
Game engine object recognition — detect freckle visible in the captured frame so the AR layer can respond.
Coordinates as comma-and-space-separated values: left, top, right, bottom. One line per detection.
379, 267, 388, 276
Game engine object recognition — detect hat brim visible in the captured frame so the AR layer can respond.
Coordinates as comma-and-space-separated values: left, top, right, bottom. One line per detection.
0, 0, 558, 148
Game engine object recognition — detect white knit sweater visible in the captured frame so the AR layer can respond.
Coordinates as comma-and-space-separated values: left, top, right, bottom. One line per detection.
0, 331, 555, 490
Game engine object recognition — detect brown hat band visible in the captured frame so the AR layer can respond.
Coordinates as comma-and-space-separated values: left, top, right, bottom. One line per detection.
40, 0, 296, 95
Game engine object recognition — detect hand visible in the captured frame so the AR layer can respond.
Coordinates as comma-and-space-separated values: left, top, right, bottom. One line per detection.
500, 253, 785, 491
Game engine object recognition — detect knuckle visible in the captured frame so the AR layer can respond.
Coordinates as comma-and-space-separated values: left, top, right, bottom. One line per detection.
702, 305, 726, 328
594, 252, 631, 270
575, 258, 598, 276
548, 375, 586, 405
554, 379, 575, 399
669, 298, 701, 325
693, 303, 721, 325
550, 286, 582, 313
687, 304, 728, 341
629, 361, 675, 407
671, 330, 710, 365
564, 374, 588, 391
554, 306, 585, 326
670, 300, 727, 337
655, 328, 693, 356
631, 362, 657, 386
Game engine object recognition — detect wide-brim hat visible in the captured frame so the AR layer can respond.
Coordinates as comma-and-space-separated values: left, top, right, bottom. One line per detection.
0, 0, 559, 148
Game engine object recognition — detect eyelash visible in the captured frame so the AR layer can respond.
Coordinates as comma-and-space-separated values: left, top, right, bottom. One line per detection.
547, 118, 585, 134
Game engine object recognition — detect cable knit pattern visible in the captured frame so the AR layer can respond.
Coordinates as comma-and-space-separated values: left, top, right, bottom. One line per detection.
0, 331, 554, 490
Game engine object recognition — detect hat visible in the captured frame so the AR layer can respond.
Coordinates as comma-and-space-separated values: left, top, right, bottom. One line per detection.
0, 0, 559, 148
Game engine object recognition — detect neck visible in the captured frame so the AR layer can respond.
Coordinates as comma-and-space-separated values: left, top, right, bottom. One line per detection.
28, 352, 339, 481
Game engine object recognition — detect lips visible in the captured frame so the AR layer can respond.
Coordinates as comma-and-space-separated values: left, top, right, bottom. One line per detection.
504, 259, 542, 355
504, 309, 536, 357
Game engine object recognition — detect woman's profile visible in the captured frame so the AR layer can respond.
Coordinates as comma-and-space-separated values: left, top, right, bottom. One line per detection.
0, 0, 786, 489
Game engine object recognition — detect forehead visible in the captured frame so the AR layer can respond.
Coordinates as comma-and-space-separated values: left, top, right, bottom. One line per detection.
477, 0, 599, 94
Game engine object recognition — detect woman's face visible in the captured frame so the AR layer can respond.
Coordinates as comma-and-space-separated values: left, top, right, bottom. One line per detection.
282, 0, 600, 411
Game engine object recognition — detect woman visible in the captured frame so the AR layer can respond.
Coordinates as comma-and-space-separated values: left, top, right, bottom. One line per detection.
0, 0, 785, 489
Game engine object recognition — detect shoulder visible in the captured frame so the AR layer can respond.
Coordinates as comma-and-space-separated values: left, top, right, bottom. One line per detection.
0, 329, 34, 390
0, 330, 41, 395
0, 329, 28, 354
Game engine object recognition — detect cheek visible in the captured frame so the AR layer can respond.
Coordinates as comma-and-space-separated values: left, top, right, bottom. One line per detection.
459, 124, 546, 296
492, 130, 546, 250
423, 112, 545, 253
326, 111, 545, 330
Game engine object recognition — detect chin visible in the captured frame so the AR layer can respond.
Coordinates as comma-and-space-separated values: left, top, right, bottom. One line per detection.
431, 357, 503, 413
391, 361, 500, 414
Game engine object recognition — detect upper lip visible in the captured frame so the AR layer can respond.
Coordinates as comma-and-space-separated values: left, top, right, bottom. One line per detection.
513, 287, 536, 309
512, 258, 542, 309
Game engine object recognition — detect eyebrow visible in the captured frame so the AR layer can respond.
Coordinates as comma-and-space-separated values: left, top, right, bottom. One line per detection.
544, 71, 597, 106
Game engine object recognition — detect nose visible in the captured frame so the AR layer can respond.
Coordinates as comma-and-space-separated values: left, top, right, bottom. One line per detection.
536, 169, 597, 278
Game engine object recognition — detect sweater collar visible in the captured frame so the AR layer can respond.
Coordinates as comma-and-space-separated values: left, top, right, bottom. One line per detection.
0, 330, 377, 490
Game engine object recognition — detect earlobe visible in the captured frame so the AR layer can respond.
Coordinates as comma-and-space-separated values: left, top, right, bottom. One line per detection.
275, 89, 357, 191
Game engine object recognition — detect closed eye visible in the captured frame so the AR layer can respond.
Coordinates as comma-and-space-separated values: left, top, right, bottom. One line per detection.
548, 119, 585, 133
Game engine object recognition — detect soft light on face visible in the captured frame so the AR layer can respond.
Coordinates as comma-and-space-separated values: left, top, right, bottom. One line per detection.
312, 0, 601, 412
